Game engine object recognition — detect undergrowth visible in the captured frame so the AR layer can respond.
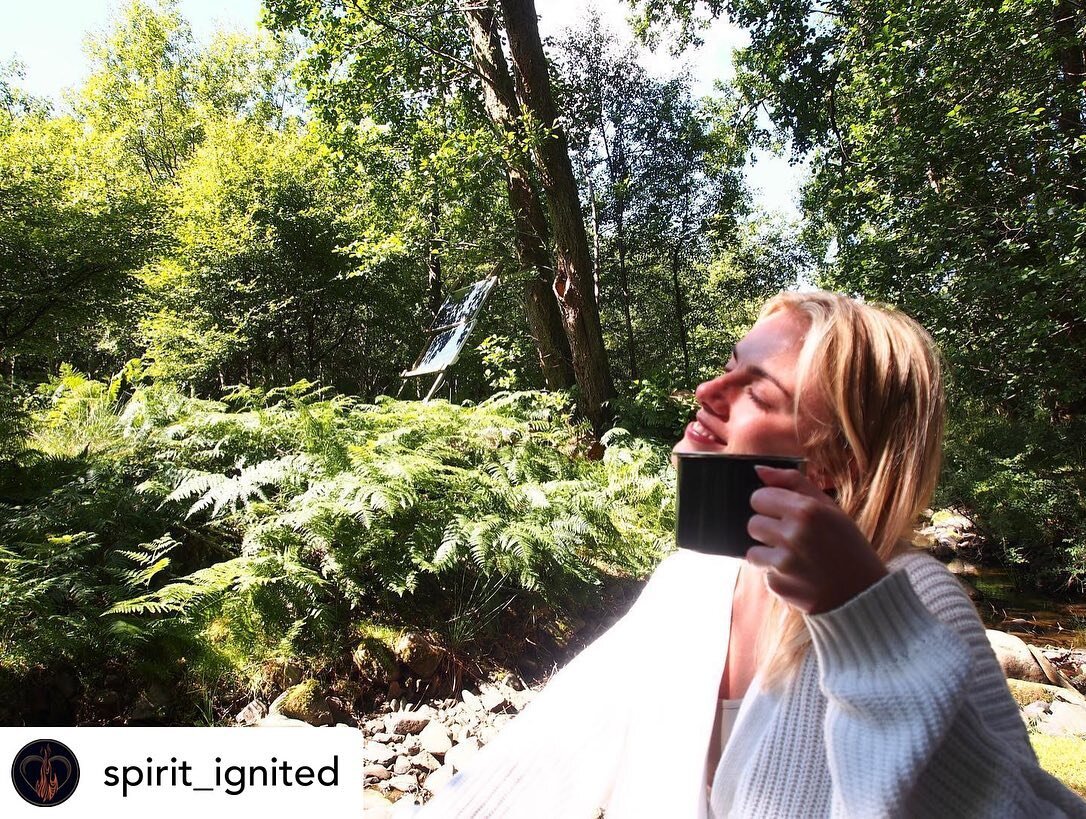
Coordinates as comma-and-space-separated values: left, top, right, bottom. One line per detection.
0, 371, 674, 723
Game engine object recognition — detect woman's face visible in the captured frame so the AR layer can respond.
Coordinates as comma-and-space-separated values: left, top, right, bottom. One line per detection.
673, 310, 810, 459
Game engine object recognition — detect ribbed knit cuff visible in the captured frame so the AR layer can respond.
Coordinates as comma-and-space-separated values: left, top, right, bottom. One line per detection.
804, 569, 938, 674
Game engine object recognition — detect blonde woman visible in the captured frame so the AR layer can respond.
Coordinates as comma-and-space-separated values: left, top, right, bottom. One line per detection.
417, 291, 1085, 818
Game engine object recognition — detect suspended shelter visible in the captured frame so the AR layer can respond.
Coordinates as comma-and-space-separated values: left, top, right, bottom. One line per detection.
397, 276, 498, 402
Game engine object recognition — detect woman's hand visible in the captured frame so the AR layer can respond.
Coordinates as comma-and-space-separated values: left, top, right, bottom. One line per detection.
745, 465, 888, 615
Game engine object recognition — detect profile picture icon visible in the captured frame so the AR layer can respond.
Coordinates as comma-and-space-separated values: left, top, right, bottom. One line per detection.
11, 739, 80, 806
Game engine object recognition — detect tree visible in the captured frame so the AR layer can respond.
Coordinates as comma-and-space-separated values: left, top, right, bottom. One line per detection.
631, 0, 1086, 584
500, 0, 616, 431
0, 100, 155, 378
552, 13, 749, 387
142, 120, 422, 395
461, 3, 574, 390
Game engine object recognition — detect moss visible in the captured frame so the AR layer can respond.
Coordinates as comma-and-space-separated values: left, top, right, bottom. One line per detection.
1031, 734, 1086, 798
278, 678, 321, 714
1007, 678, 1063, 707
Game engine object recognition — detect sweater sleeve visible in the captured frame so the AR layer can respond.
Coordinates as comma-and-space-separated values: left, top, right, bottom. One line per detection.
804, 554, 1086, 818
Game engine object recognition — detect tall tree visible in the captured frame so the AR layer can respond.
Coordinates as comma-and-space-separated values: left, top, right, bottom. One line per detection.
499, 0, 616, 431
461, 3, 574, 389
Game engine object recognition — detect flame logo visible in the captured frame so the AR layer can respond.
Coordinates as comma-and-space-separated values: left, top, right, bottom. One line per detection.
13, 739, 78, 806
34, 745, 60, 802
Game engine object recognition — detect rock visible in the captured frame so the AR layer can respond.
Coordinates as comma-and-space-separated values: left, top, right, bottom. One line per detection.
1037, 700, 1086, 738
364, 765, 392, 781
373, 732, 393, 743
946, 559, 979, 577
364, 717, 386, 735
411, 751, 441, 772
365, 742, 397, 766
987, 630, 1048, 684
393, 755, 412, 775
235, 700, 267, 726
1022, 701, 1051, 725
419, 721, 452, 755
394, 633, 443, 679
1006, 678, 1066, 707
353, 641, 400, 686
479, 685, 508, 712
477, 725, 498, 745
424, 764, 456, 794
445, 738, 480, 772
390, 709, 432, 735
253, 713, 312, 728
401, 735, 422, 755
388, 774, 417, 793
270, 679, 334, 726
363, 789, 396, 819
462, 689, 482, 711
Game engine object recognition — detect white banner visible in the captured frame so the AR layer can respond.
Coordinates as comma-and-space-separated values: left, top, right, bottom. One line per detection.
2, 727, 363, 817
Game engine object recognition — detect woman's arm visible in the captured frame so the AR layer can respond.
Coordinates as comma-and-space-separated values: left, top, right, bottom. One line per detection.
805, 557, 1086, 817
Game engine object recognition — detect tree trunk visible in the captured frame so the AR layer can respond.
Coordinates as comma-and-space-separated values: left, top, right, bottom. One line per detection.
427, 190, 444, 321
499, 0, 615, 433
670, 239, 692, 386
461, 3, 574, 390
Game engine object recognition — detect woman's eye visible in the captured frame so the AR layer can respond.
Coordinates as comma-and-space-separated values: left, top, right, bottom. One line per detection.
746, 386, 769, 408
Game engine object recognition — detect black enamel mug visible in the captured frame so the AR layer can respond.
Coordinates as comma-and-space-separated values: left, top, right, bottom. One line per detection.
674, 452, 806, 557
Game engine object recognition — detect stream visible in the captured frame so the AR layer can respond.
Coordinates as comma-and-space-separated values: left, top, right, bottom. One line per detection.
964, 564, 1086, 648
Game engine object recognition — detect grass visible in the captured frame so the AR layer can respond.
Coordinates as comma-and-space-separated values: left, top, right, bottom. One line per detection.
1031, 734, 1086, 798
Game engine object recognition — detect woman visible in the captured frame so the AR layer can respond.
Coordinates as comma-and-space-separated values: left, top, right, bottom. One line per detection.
417, 290, 1085, 817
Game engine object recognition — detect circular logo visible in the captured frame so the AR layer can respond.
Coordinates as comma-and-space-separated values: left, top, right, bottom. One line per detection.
11, 739, 80, 807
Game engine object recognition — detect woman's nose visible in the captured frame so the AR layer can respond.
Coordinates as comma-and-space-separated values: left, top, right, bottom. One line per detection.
695, 372, 733, 416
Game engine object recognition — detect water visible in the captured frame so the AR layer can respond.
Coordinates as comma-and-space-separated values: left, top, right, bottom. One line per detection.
965, 565, 1086, 648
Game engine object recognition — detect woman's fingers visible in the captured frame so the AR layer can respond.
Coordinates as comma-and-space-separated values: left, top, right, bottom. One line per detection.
744, 543, 789, 571
754, 464, 834, 505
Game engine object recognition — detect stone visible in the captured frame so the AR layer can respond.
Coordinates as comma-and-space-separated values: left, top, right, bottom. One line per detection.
479, 685, 508, 712
364, 718, 386, 735
445, 737, 480, 772
394, 632, 443, 679
235, 700, 267, 726
462, 689, 482, 710
269, 679, 334, 726
253, 714, 312, 728
352, 641, 400, 686
363, 788, 395, 819
1022, 701, 1050, 725
986, 630, 1047, 684
401, 735, 422, 755
1038, 700, 1086, 738
410, 751, 441, 772
364, 765, 392, 781
388, 774, 418, 793
424, 764, 456, 794
365, 742, 397, 766
373, 732, 393, 744
419, 721, 452, 755
390, 709, 432, 735
1006, 678, 1065, 707
393, 755, 412, 775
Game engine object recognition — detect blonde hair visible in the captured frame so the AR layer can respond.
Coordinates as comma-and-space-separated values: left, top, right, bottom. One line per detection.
755, 290, 946, 685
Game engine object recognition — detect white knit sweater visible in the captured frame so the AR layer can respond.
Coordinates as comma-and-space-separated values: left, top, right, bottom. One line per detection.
417, 550, 1086, 818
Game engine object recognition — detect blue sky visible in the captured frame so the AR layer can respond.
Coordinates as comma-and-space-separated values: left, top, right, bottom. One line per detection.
0, 0, 803, 215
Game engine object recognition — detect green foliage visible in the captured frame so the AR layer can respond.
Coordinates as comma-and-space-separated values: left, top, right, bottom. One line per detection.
630, 0, 1086, 584
939, 402, 1086, 591
611, 380, 697, 441
1, 375, 674, 716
